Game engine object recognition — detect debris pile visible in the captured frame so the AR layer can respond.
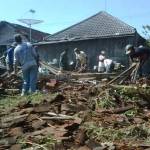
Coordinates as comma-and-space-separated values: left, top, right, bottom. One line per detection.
1, 74, 150, 149
0, 74, 22, 95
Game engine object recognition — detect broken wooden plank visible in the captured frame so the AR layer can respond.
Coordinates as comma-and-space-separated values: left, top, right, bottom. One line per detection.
107, 63, 137, 85
96, 105, 134, 114
41, 116, 74, 120
5, 89, 20, 94
2, 114, 28, 123
71, 72, 115, 80
0, 114, 28, 128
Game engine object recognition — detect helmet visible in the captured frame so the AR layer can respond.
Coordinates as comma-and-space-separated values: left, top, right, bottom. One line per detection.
125, 44, 133, 55
101, 51, 105, 55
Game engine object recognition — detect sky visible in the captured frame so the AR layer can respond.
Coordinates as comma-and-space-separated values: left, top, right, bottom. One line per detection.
0, 0, 150, 37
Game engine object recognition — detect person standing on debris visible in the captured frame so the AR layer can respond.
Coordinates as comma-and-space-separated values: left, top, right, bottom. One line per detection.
74, 48, 87, 72
13, 34, 39, 96
104, 58, 114, 73
98, 51, 105, 72
125, 44, 150, 77
59, 48, 69, 71
5, 42, 17, 74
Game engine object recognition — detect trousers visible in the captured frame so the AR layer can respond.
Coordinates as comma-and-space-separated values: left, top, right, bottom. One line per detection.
22, 65, 38, 95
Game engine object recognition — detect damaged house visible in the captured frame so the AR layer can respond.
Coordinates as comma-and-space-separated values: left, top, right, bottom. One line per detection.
0, 21, 49, 56
36, 11, 145, 68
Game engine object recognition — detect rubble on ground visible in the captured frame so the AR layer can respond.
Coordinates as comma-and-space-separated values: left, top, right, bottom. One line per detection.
1, 73, 150, 149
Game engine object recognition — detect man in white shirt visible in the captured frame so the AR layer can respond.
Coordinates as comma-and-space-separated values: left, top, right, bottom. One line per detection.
98, 51, 105, 72
104, 58, 114, 73
74, 48, 87, 72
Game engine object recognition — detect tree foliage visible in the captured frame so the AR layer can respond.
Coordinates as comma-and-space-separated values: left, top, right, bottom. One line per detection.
142, 25, 150, 47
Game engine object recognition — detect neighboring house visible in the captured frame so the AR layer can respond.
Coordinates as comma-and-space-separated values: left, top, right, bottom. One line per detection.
36, 11, 145, 69
0, 21, 50, 56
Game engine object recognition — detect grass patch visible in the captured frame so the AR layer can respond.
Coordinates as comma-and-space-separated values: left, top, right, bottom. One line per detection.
124, 108, 138, 117
0, 92, 58, 111
84, 122, 150, 142
96, 97, 116, 109
17, 135, 56, 149
96, 89, 116, 109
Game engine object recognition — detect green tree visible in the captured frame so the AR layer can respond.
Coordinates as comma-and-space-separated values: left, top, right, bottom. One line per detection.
142, 25, 150, 47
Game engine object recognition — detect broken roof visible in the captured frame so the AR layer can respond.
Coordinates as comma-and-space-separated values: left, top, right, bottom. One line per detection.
45, 11, 136, 42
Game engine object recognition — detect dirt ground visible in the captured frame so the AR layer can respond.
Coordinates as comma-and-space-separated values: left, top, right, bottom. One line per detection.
1, 75, 150, 150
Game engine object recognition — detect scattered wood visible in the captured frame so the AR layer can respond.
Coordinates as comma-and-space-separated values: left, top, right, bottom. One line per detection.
96, 105, 134, 114
33, 105, 50, 113
8, 127, 23, 137
1, 71, 150, 150
41, 116, 74, 120
10, 144, 21, 150
107, 63, 137, 85
31, 120, 46, 130
71, 72, 115, 80
75, 129, 87, 146
2, 114, 28, 123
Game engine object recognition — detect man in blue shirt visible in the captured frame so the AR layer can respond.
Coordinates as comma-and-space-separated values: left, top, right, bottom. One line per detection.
13, 34, 39, 96
125, 44, 150, 77
5, 42, 17, 74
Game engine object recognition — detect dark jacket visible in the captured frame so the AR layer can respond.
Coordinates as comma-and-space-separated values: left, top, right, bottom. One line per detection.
59, 51, 69, 70
130, 47, 150, 63
130, 47, 150, 77
6, 47, 14, 65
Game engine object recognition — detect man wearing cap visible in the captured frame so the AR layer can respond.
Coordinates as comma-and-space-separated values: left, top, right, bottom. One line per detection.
5, 42, 17, 74
74, 48, 87, 72
125, 44, 150, 77
13, 34, 39, 96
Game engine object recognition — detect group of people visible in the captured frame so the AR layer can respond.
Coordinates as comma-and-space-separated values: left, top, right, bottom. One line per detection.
98, 44, 150, 76
4, 36, 150, 96
59, 48, 87, 72
98, 51, 114, 73
59, 44, 150, 76
5, 34, 39, 96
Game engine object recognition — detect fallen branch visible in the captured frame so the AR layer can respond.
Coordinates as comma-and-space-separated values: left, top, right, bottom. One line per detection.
41, 116, 74, 120
45, 112, 72, 117
2, 114, 28, 123
96, 105, 134, 114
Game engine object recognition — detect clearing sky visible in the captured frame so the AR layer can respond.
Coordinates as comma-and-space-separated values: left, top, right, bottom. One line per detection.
0, 0, 150, 37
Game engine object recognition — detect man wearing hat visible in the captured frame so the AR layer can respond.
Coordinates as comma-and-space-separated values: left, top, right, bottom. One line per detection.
5, 42, 17, 74
125, 44, 150, 77
74, 48, 87, 72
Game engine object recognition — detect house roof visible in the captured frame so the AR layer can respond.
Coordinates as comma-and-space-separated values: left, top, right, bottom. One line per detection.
45, 11, 136, 42
0, 21, 50, 45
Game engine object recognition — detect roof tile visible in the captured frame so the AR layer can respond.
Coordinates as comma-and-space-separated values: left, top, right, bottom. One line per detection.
46, 11, 135, 41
